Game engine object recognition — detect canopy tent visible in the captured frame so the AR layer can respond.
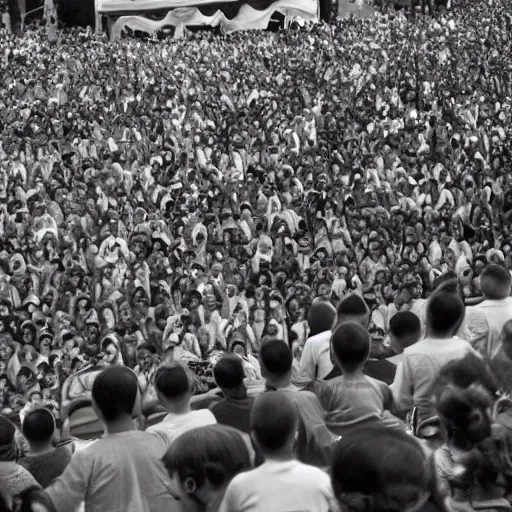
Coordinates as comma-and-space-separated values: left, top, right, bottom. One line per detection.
96, 0, 318, 38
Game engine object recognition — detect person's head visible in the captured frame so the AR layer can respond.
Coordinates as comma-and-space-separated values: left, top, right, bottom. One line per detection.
22, 408, 56, 449
307, 298, 336, 337
331, 322, 371, 373
501, 319, 512, 359
389, 312, 422, 354
335, 294, 370, 329
331, 426, 431, 512
250, 391, 298, 458
259, 340, 293, 388
426, 291, 465, 338
479, 264, 512, 300
163, 425, 251, 512
213, 355, 246, 398
153, 363, 194, 412
435, 352, 499, 400
91, 366, 140, 426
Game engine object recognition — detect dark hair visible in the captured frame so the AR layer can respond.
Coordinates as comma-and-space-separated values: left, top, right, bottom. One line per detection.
92, 366, 138, 421
331, 426, 430, 512
436, 353, 499, 399
163, 425, 251, 489
154, 363, 192, 400
308, 299, 336, 337
426, 292, 465, 336
22, 408, 55, 443
213, 355, 245, 390
331, 322, 370, 368
480, 264, 511, 300
336, 294, 368, 322
389, 312, 421, 340
259, 340, 292, 376
432, 272, 458, 293
251, 391, 298, 452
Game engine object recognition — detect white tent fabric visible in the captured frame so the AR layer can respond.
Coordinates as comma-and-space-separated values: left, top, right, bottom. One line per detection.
100, 0, 318, 38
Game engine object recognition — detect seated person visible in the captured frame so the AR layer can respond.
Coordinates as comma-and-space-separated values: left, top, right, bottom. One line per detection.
386, 312, 422, 365
19, 408, 72, 488
317, 322, 403, 437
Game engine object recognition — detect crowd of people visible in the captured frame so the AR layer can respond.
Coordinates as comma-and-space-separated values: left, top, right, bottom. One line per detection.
2, 0, 512, 508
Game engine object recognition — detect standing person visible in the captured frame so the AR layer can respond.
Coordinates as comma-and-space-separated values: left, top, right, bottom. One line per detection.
163, 425, 252, 512
386, 312, 422, 365
259, 340, 336, 468
19, 408, 72, 487
41, 366, 179, 512
391, 291, 479, 427
489, 319, 512, 395
210, 355, 254, 435
146, 363, 217, 451
469, 264, 512, 358
219, 392, 335, 512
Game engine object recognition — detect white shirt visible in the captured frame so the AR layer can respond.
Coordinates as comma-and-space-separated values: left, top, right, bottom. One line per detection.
147, 409, 217, 451
219, 459, 334, 512
299, 331, 333, 380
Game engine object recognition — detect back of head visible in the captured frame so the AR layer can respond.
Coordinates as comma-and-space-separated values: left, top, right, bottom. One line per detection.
426, 291, 465, 337
432, 272, 458, 294
389, 312, 421, 349
502, 319, 512, 349
163, 425, 251, 489
213, 354, 245, 390
251, 391, 298, 453
0, 416, 16, 462
154, 362, 193, 401
331, 426, 430, 512
331, 322, 370, 371
92, 366, 138, 422
436, 353, 499, 399
22, 408, 55, 443
335, 294, 369, 329
308, 298, 336, 337
480, 264, 511, 300
259, 340, 292, 378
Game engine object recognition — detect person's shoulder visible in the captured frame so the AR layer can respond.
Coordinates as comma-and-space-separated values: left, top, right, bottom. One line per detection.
306, 331, 331, 344
191, 408, 217, 423
291, 461, 331, 483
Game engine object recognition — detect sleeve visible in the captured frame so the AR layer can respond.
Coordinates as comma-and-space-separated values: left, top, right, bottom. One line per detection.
299, 339, 317, 381
45, 451, 91, 512
390, 359, 414, 417
217, 479, 239, 512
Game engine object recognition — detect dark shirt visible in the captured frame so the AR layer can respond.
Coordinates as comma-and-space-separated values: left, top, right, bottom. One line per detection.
323, 359, 397, 385
19, 445, 72, 488
210, 397, 254, 434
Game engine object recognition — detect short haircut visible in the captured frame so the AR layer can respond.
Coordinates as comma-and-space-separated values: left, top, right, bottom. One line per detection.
502, 319, 512, 344
480, 264, 512, 300
163, 425, 251, 488
389, 312, 421, 339
22, 408, 55, 442
92, 366, 138, 421
336, 294, 369, 327
331, 426, 430, 512
259, 340, 292, 376
251, 391, 298, 452
213, 355, 245, 390
432, 272, 457, 292
154, 363, 192, 400
427, 292, 465, 336
331, 322, 370, 367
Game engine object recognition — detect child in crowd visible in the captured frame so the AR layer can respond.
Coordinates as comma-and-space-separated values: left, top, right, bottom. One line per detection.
41, 366, 178, 512
259, 339, 336, 467
147, 363, 216, 451
387, 312, 422, 365
19, 408, 72, 488
210, 355, 254, 435
163, 425, 252, 512
317, 322, 403, 437
219, 392, 335, 512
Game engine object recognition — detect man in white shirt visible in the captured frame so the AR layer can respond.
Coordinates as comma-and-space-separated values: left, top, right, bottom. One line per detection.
219, 391, 335, 512
468, 264, 512, 358
392, 291, 479, 426
43, 366, 179, 512
146, 362, 216, 451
